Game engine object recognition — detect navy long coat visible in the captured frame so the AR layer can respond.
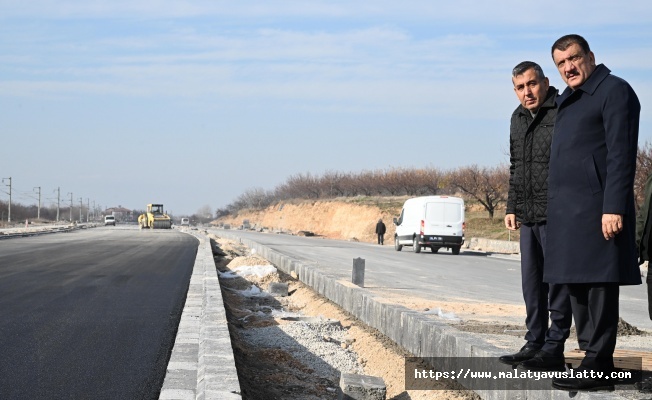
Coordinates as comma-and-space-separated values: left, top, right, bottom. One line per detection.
544, 64, 641, 285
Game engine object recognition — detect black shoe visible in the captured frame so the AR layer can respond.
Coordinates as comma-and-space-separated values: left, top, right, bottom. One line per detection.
552, 376, 615, 392
635, 377, 652, 393
498, 344, 540, 366
518, 350, 565, 372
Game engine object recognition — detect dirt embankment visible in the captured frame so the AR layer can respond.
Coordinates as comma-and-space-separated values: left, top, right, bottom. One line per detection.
215, 199, 403, 243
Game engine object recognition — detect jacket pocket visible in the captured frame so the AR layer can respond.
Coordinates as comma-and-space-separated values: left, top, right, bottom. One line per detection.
583, 154, 602, 194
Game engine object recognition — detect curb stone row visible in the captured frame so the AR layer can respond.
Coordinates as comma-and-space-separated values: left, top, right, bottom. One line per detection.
159, 231, 241, 400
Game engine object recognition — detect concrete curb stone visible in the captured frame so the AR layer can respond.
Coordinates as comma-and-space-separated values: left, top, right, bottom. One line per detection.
159, 231, 241, 400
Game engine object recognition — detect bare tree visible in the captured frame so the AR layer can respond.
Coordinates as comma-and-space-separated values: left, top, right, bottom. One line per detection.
237, 187, 274, 209
353, 170, 375, 196
215, 207, 230, 218
414, 168, 441, 195
452, 164, 509, 219
338, 172, 359, 197
378, 168, 403, 196
321, 171, 345, 198
285, 173, 321, 199
636, 142, 652, 208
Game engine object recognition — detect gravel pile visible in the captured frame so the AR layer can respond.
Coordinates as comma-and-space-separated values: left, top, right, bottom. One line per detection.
218, 250, 365, 384
241, 319, 363, 380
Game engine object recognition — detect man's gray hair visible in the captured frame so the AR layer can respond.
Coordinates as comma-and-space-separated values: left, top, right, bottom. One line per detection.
512, 61, 546, 80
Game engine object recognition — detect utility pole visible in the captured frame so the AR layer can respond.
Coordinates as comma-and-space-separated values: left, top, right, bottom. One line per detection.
92, 200, 96, 221
56, 187, 60, 222
86, 198, 90, 222
68, 192, 73, 222
2, 177, 11, 222
34, 186, 41, 220
78, 197, 83, 222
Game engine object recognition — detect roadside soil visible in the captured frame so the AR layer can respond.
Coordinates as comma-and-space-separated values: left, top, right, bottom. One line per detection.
211, 235, 480, 400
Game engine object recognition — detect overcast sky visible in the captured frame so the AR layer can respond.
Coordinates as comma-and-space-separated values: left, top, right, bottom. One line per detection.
1, 1, 651, 216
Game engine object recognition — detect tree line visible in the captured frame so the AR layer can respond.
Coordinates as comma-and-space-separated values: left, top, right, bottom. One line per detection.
217, 165, 508, 219
218, 142, 652, 220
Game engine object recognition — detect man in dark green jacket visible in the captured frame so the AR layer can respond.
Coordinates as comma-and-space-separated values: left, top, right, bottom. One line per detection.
635, 173, 652, 320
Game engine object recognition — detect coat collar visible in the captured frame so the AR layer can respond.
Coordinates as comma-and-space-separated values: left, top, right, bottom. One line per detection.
557, 64, 611, 106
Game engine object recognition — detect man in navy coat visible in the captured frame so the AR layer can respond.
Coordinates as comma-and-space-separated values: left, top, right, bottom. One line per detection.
545, 34, 641, 392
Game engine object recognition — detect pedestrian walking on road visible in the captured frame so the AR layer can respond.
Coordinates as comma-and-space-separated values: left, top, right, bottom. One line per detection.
499, 61, 573, 373
545, 34, 641, 392
375, 219, 386, 245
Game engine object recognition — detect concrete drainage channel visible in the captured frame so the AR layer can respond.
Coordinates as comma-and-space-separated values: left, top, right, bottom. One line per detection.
213, 230, 633, 400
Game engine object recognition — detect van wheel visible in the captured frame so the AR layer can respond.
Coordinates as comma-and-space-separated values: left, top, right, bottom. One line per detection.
431, 246, 439, 253
452, 246, 461, 255
413, 238, 421, 253
394, 237, 403, 252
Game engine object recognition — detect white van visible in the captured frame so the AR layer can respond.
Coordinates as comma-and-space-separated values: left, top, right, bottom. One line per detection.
180, 218, 190, 226
104, 215, 116, 226
393, 196, 465, 255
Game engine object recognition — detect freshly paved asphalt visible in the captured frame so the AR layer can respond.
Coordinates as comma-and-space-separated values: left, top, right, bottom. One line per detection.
0, 227, 198, 400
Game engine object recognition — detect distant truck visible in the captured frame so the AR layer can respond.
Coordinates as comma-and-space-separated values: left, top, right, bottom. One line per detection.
393, 196, 465, 255
104, 215, 116, 226
180, 218, 190, 226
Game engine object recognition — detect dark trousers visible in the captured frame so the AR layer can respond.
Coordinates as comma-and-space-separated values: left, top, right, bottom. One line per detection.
520, 223, 572, 356
377, 234, 384, 245
567, 283, 619, 372
648, 274, 652, 320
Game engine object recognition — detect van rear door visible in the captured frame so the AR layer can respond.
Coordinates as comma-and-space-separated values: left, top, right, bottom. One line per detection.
424, 199, 463, 237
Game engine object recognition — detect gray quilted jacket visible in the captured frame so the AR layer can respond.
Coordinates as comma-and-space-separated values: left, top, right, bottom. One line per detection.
506, 87, 557, 224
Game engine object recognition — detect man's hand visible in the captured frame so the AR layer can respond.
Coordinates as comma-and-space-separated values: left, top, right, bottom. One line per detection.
505, 214, 520, 231
602, 213, 623, 240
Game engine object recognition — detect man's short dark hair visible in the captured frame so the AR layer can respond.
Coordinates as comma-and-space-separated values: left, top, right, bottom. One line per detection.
512, 61, 545, 80
551, 34, 591, 57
